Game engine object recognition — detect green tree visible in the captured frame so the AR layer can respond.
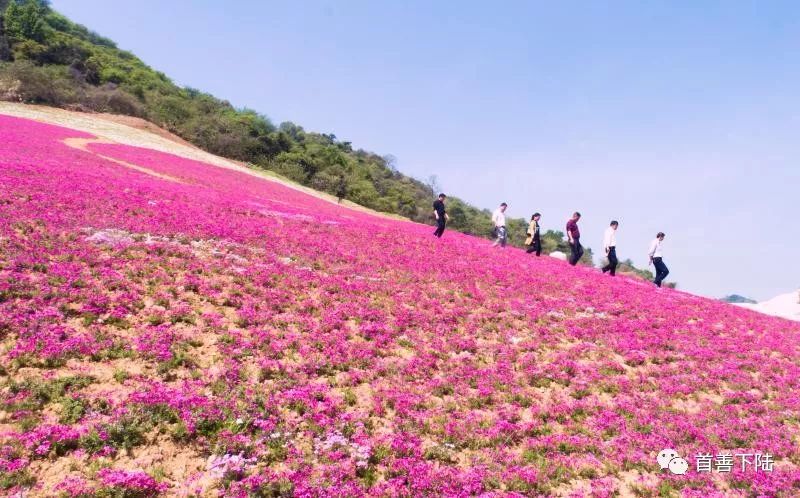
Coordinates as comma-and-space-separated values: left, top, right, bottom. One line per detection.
617, 258, 653, 281
541, 230, 568, 254
0, 0, 11, 61
4, 0, 48, 44
506, 217, 528, 246
0, 36, 8, 62
396, 192, 418, 219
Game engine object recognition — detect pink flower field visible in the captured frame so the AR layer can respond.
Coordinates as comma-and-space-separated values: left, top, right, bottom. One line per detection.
1, 113, 800, 497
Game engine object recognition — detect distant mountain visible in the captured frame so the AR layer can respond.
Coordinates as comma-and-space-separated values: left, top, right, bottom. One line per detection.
721, 294, 757, 304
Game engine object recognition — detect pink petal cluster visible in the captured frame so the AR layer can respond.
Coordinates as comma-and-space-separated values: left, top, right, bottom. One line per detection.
1, 114, 799, 496
97, 468, 168, 495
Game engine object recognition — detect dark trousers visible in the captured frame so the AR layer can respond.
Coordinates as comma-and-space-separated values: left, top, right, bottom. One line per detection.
433, 218, 446, 238
493, 226, 507, 247
653, 257, 669, 287
569, 238, 583, 265
603, 247, 618, 276
526, 234, 541, 256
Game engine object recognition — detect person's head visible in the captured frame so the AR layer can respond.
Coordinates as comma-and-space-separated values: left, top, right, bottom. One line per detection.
532, 212, 541, 221
500, 202, 507, 212
572, 211, 581, 220
610, 220, 619, 230
438, 193, 446, 201
657, 232, 665, 240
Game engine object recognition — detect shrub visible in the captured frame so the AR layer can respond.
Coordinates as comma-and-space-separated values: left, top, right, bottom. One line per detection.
82, 83, 144, 116
0, 60, 76, 104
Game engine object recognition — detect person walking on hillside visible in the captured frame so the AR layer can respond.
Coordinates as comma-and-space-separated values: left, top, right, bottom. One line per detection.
648, 232, 669, 287
491, 203, 508, 248
602, 220, 619, 276
525, 213, 542, 256
566, 212, 583, 265
432, 193, 449, 238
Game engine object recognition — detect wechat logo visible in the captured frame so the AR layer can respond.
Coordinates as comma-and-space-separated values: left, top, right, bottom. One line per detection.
657, 448, 688, 475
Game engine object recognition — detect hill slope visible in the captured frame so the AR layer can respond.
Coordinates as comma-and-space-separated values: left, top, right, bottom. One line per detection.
1, 113, 799, 497
0, 101, 409, 220
1, 0, 593, 256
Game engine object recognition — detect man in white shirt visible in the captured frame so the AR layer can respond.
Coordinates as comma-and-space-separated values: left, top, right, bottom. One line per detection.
648, 232, 669, 287
491, 202, 508, 247
601, 220, 619, 276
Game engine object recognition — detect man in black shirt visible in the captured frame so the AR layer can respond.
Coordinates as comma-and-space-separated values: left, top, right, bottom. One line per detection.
433, 193, 449, 238
566, 212, 583, 266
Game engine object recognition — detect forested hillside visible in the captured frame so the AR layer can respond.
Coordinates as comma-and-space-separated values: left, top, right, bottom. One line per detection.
0, 0, 595, 260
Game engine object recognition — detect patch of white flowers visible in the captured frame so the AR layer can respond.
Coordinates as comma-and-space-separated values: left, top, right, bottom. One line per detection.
314, 431, 371, 468
206, 453, 256, 479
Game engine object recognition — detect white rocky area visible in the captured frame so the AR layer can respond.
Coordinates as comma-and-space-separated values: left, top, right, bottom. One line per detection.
736, 290, 800, 322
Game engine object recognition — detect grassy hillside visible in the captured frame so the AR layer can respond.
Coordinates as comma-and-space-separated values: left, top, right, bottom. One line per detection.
0, 0, 598, 263
1, 114, 798, 496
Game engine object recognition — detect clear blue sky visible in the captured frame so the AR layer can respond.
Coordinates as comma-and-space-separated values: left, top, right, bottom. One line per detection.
53, 0, 800, 300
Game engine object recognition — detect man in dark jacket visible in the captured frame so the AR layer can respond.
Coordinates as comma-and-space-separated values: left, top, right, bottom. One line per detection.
566, 212, 583, 265
433, 193, 449, 238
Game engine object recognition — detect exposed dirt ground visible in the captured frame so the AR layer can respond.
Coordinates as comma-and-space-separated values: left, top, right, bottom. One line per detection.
0, 102, 406, 221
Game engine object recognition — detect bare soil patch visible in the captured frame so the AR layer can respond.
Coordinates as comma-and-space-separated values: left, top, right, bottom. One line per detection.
0, 102, 406, 220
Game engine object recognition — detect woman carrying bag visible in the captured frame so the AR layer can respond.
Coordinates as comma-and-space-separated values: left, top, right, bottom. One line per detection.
525, 213, 542, 256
